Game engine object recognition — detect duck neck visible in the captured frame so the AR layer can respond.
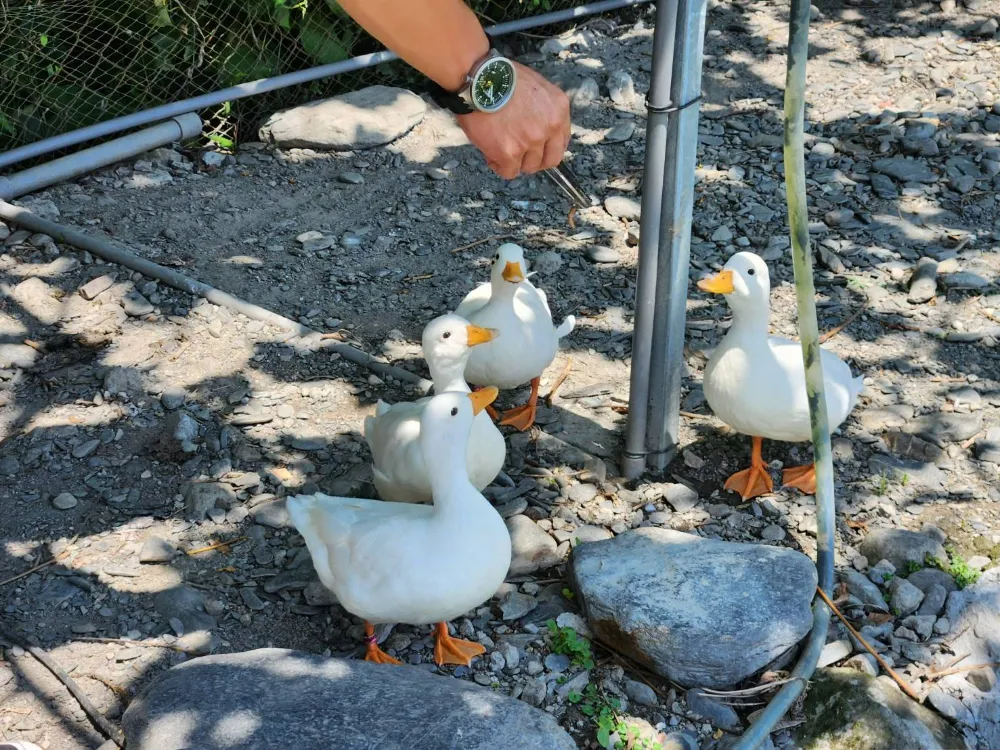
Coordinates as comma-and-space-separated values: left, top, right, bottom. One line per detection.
424, 439, 478, 516
727, 303, 770, 342
491, 278, 520, 303
428, 358, 471, 394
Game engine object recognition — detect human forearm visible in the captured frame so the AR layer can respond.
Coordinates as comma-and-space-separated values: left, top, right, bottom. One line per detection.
337, 0, 489, 92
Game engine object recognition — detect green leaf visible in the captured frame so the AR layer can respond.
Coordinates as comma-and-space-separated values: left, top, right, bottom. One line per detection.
0, 112, 15, 136
299, 12, 351, 64
207, 133, 234, 149
39, 34, 48, 47
580, 704, 596, 716
218, 43, 280, 86
596, 726, 611, 747
567, 691, 582, 704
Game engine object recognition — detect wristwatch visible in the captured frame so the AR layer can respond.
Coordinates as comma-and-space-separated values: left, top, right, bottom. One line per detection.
429, 36, 517, 115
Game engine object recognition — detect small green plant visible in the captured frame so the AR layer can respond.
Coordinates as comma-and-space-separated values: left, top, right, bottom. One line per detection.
569, 684, 661, 749
562, 587, 575, 600
882, 572, 895, 583
872, 472, 890, 496
900, 473, 910, 487
906, 560, 923, 575
546, 620, 594, 669
927, 547, 981, 590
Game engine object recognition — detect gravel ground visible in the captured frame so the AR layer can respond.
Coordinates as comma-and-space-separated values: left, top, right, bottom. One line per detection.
2, 1, 1000, 749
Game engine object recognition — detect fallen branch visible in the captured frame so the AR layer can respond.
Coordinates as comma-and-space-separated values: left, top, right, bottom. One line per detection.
815, 586, 921, 701
0, 624, 125, 747
0, 550, 69, 588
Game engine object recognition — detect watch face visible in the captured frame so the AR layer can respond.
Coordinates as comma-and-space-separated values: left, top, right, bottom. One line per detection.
472, 58, 516, 112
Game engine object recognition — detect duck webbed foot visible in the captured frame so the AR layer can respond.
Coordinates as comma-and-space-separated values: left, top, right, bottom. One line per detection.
724, 436, 774, 500
782, 464, 816, 495
499, 377, 540, 431
363, 621, 402, 665
433, 622, 485, 667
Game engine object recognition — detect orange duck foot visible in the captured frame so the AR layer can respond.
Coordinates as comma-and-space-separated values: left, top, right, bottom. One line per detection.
499, 402, 537, 431
724, 435, 774, 500
433, 622, 485, 667
363, 622, 402, 665
724, 463, 774, 500
782, 464, 816, 495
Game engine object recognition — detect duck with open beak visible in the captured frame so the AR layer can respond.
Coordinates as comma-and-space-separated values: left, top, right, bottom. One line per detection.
453, 242, 575, 431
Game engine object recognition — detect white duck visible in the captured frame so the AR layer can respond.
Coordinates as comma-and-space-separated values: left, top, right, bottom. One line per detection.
363, 314, 505, 503
698, 251, 863, 500
455, 242, 575, 431
287, 388, 511, 667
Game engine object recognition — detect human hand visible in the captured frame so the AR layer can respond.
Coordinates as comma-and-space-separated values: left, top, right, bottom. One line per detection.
456, 62, 571, 180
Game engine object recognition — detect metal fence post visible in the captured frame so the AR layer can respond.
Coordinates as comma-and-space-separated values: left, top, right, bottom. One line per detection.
622, 0, 679, 480
644, 0, 708, 472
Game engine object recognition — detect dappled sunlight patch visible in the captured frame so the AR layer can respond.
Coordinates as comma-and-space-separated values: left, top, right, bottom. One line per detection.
23, 401, 126, 432
211, 709, 262, 746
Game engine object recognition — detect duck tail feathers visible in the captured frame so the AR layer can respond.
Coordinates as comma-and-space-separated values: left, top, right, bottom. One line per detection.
849, 374, 864, 409
285, 493, 318, 529
555, 315, 575, 339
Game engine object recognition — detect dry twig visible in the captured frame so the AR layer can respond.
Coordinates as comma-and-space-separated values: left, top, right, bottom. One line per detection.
185, 536, 247, 556
75, 636, 194, 654
818, 301, 870, 344
450, 234, 514, 253
0, 550, 69, 588
815, 586, 921, 701
544, 358, 573, 406
0, 625, 125, 747
927, 662, 1000, 681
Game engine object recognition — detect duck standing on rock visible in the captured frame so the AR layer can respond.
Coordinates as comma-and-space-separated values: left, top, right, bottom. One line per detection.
456, 243, 575, 431
363, 314, 505, 503
697, 251, 863, 500
287, 389, 511, 667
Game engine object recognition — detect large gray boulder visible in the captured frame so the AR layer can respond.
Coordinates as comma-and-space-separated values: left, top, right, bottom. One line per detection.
795, 669, 966, 749
859, 528, 947, 572
940, 568, 1000, 749
122, 648, 575, 750
570, 528, 816, 688
259, 85, 426, 150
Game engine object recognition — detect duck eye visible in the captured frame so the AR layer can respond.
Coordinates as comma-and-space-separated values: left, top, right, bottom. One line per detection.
450, 407, 458, 416
442, 331, 451, 339
747, 268, 755, 276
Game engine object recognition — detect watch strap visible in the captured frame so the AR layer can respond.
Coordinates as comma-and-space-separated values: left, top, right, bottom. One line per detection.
428, 84, 476, 115
428, 33, 499, 115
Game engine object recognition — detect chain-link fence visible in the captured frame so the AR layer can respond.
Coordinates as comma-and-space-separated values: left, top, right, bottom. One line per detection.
0, 0, 581, 156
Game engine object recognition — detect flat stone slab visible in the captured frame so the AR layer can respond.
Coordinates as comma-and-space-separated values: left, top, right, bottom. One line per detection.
570, 528, 817, 688
859, 528, 947, 572
259, 85, 426, 150
122, 648, 576, 750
